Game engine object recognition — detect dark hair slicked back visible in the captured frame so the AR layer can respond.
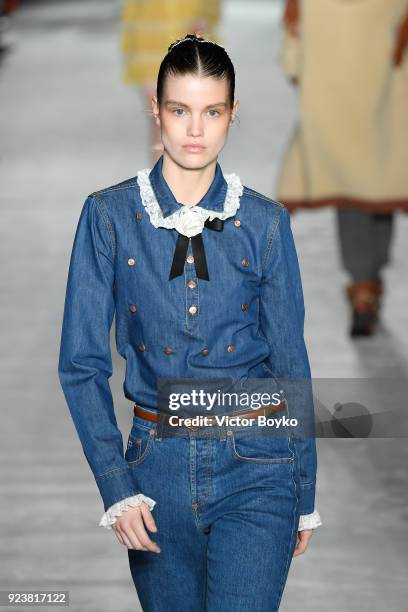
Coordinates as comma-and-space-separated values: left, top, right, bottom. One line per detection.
156, 33, 235, 109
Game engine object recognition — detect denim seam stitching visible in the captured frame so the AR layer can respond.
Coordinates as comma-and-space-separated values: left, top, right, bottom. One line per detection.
243, 187, 285, 207
93, 194, 116, 262
261, 206, 282, 273
96, 465, 131, 478
92, 182, 138, 196
275, 461, 299, 610
126, 432, 155, 466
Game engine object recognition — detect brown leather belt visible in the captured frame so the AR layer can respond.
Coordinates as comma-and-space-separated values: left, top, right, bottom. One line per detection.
134, 402, 287, 426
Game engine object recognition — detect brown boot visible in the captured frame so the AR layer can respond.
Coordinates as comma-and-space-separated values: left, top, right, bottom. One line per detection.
345, 279, 383, 337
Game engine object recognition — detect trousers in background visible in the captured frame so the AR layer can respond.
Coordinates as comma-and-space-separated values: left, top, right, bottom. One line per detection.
127, 414, 301, 612
336, 208, 395, 281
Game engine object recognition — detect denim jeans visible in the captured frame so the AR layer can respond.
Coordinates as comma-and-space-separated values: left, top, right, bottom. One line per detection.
126, 413, 300, 612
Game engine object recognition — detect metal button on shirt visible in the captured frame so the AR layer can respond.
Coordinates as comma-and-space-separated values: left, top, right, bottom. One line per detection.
57, 154, 316, 515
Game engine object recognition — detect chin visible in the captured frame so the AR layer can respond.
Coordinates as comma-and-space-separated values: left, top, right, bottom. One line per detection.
170, 150, 212, 170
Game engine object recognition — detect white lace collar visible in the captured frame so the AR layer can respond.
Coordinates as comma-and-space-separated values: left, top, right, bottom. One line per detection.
136, 167, 243, 237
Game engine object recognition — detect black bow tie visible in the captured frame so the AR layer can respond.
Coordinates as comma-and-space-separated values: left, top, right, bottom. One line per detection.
168, 217, 224, 281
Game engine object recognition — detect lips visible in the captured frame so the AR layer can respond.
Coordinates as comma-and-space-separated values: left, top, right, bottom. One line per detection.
183, 144, 205, 151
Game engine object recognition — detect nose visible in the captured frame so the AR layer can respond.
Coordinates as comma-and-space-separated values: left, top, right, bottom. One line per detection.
187, 114, 204, 137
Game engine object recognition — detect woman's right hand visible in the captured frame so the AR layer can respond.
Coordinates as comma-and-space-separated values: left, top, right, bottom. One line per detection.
112, 502, 161, 553
283, 0, 300, 37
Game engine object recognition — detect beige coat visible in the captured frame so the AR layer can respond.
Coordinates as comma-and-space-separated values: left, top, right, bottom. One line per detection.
277, 0, 408, 213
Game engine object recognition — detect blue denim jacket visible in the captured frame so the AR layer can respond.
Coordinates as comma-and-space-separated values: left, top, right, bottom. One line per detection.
57, 155, 317, 515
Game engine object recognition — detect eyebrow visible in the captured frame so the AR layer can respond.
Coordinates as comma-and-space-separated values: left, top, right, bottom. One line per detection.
164, 100, 228, 109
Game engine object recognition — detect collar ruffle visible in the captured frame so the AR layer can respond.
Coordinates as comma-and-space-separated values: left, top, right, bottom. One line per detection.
136, 167, 243, 233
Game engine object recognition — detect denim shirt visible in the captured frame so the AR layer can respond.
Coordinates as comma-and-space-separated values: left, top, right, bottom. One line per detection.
57, 155, 317, 516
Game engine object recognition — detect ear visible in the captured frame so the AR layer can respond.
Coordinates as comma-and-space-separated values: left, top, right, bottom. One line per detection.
151, 96, 161, 125
230, 99, 240, 123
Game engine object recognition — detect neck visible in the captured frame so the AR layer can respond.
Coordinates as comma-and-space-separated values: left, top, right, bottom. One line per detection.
161, 152, 217, 206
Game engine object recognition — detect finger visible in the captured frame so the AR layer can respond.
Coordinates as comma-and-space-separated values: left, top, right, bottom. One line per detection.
293, 531, 312, 557
140, 502, 158, 532
123, 527, 150, 551
131, 518, 161, 553
292, 534, 302, 557
112, 524, 125, 546
118, 525, 147, 551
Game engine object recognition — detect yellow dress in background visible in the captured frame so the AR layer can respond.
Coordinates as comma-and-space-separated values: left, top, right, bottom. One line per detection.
120, 0, 222, 85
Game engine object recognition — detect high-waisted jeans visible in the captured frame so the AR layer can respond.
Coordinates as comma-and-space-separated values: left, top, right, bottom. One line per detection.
127, 413, 301, 612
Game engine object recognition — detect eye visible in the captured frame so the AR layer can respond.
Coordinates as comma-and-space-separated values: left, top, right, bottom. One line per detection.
208, 109, 220, 117
173, 108, 186, 117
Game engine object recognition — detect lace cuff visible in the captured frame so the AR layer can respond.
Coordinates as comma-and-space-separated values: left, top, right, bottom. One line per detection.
298, 509, 323, 531
99, 494, 157, 530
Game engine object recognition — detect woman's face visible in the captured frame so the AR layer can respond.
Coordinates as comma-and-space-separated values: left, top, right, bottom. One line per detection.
152, 73, 238, 169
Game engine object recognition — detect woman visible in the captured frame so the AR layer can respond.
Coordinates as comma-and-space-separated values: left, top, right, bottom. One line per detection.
278, 0, 408, 337
119, 0, 221, 164
58, 34, 322, 611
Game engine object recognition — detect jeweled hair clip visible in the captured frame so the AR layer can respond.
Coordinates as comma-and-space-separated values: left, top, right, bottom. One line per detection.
168, 35, 225, 53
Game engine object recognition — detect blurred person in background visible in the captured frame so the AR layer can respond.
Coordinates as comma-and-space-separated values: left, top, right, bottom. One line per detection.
119, 0, 222, 165
0, 0, 19, 54
277, 0, 408, 337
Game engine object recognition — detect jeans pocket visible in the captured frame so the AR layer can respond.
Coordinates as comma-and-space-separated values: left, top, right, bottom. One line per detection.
227, 431, 294, 464
125, 423, 156, 467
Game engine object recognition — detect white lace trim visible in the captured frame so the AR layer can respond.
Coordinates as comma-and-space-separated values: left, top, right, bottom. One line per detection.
298, 509, 323, 531
99, 494, 156, 530
136, 167, 243, 233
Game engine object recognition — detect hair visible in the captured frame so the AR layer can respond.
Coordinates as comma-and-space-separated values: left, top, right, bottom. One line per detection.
156, 33, 235, 110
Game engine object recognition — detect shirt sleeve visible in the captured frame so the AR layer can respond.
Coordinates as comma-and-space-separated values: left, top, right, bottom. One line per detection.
57, 194, 142, 512
259, 205, 318, 515
298, 509, 323, 531
99, 494, 157, 530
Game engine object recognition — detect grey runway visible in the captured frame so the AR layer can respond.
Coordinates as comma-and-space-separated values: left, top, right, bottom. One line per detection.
1, 1, 407, 610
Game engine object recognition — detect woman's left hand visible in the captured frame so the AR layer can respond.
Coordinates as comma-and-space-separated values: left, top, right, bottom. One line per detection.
293, 529, 314, 556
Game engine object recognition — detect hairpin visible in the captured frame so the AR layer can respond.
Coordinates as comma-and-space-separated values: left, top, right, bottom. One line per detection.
168, 36, 225, 52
